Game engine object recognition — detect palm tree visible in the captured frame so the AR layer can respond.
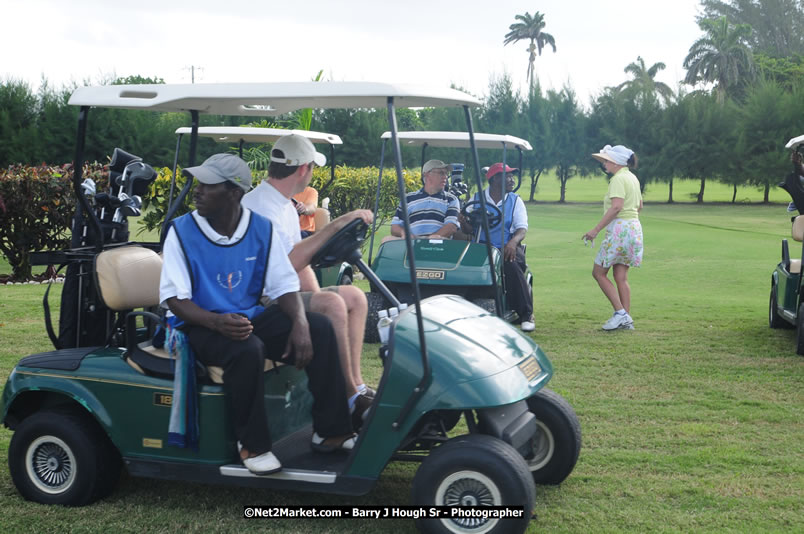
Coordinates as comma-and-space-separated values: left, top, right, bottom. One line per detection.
683, 16, 755, 103
504, 11, 556, 87
616, 56, 674, 106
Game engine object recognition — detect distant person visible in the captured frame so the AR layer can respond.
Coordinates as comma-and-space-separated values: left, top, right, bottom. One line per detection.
293, 185, 318, 238
159, 154, 355, 475
787, 151, 804, 214
584, 145, 643, 331
389, 160, 460, 239
461, 162, 535, 332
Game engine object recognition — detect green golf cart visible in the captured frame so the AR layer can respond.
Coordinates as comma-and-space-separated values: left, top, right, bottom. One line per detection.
1, 82, 580, 534
363, 131, 534, 342
770, 134, 804, 355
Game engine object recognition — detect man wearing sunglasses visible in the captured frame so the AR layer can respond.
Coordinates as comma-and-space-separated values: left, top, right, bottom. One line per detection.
390, 159, 460, 239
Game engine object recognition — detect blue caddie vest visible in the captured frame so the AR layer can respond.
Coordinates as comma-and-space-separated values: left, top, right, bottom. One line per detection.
473, 191, 519, 249
170, 211, 272, 324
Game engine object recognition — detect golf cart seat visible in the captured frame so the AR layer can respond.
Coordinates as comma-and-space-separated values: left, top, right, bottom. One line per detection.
94, 246, 282, 383
313, 197, 331, 232
785, 216, 804, 274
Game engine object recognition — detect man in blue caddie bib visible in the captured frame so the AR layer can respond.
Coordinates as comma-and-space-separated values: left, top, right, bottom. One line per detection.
159, 154, 354, 476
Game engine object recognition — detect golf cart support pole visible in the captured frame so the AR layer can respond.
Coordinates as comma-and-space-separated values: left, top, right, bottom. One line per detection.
464, 106, 503, 316
168, 133, 182, 214
368, 138, 387, 266
161, 110, 200, 244
74, 106, 103, 252
387, 96, 432, 430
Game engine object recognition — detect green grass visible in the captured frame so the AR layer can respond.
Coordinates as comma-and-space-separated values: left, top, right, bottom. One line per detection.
1, 203, 803, 533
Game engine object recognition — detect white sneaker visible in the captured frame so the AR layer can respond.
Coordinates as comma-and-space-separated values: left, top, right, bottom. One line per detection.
520, 318, 535, 332
242, 450, 282, 475
602, 312, 633, 331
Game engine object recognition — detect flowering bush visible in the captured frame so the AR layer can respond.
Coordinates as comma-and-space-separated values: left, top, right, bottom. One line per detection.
0, 162, 106, 280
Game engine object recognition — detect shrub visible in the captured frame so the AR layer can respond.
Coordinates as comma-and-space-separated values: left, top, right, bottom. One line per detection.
139, 166, 193, 236
0, 162, 106, 280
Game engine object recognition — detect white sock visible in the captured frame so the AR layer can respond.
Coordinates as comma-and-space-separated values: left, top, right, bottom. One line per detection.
348, 392, 360, 412
357, 384, 367, 394
615, 309, 627, 315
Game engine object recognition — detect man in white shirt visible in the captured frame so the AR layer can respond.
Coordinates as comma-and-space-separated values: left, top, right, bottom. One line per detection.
241, 135, 373, 430
160, 154, 355, 475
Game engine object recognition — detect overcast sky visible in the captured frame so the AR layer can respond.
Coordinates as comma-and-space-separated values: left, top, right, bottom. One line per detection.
3, 0, 703, 106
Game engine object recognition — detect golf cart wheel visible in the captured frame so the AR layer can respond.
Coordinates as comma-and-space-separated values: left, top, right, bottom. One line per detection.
525, 388, 581, 485
364, 291, 389, 344
8, 410, 121, 506
411, 434, 534, 534
339, 273, 353, 286
769, 284, 787, 329
471, 298, 496, 315
796, 303, 804, 355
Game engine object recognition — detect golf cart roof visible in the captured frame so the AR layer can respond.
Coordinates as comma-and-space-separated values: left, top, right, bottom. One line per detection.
380, 131, 532, 151
786, 134, 804, 150
68, 82, 481, 116
174, 126, 342, 145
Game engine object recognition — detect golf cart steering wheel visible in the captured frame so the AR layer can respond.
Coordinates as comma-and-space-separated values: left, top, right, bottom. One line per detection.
461, 199, 503, 230
310, 218, 368, 269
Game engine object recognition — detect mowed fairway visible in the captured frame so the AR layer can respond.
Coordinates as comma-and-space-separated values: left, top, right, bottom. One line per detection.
0, 200, 802, 533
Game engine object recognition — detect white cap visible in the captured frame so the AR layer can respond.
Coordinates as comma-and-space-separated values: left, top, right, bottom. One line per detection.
271, 134, 327, 167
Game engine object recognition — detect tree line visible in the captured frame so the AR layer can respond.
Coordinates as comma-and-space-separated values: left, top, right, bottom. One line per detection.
2, 0, 804, 203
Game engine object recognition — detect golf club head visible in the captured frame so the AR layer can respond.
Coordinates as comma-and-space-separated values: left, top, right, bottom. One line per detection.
109, 148, 141, 175
123, 162, 158, 197
81, 178, 96, 197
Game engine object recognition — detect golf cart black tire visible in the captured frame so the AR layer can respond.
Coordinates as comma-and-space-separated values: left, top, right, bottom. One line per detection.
796, 302, 804, 355
525, 388, 582, 485
8, 409, 121, 506
364, 291, 388, 344
411, 434, 535, 534
471, 298, 497, 315
769, 284, 787, 329
339, 273, 353, 286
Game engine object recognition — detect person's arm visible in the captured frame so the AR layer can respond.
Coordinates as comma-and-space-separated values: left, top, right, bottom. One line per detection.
298, 265, 321, 292
288, 209, 373, 271
390, 224, 405, 238
583, 197, 624, 241
503, 227, 527, 261
167, 297, 253, 341
276, 291, 313, 369
431, 222, 458, 238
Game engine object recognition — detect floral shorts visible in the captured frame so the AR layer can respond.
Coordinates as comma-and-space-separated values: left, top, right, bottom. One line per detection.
595, 218, 643, 268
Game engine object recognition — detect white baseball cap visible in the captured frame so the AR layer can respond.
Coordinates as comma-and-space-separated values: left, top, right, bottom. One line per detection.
271, 134, 327, 167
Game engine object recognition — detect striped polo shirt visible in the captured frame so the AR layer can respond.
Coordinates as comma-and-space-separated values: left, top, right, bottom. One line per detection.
391, 188, 460, 236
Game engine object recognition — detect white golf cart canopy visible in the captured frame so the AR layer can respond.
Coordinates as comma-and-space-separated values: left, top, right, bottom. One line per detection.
380, 131, 532, 151
69, 82, 481, 115
174, 126, 342, 145
785, 134, 804, 150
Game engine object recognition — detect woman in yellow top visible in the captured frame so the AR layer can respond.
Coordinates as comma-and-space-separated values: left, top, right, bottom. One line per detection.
583, 145, 643, 331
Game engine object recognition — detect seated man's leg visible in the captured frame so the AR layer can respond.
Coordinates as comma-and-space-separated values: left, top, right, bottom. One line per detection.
251, 307, 352, 439
503, 246, 533, 321
306, 291, 359, 397
319, 285, 368, 391
185, 326, 271, 455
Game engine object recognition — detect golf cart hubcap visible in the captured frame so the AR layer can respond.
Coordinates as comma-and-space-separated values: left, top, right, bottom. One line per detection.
436, 470, 501, 533
26, 436, 76, 494
528, 420, 555, 471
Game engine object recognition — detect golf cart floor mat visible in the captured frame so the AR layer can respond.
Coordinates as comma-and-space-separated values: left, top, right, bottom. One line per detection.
18, 346, 101, 371
273, 425, 351, 473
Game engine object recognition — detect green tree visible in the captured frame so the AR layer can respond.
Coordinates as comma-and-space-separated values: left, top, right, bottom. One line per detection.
521, 82, 552, 201
0, 79, 39, 167
503, 11, 556, 87
683, 16, 755, 102
700, 0, 804, 57
616, 56, 674, 106
546, 87, 585, 202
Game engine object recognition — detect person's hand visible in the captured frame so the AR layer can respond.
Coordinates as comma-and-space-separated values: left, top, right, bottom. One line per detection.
295, 202, 307, 215
282, 317, 313, 369
212, 313, 253, 341
459, 213, 473, 233
346, 209, 373, 225
503, 241, 518, 262
582, 229, 599, 242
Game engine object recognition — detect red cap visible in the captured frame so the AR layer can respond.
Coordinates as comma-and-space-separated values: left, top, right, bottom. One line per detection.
485, 162, 518, 179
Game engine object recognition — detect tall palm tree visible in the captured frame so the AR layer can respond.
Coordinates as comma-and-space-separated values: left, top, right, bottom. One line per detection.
616, 56, 674, 106
683, 16, 755, 103
504, 11, 556, 87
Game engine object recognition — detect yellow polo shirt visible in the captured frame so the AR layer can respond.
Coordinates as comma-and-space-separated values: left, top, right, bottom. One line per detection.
604, 168, 642, 220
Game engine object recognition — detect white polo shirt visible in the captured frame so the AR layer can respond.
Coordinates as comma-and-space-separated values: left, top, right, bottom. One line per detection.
159, 208, 299, 309
241, 180, 302, 252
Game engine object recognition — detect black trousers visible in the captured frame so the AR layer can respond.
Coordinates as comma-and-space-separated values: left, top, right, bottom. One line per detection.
503, 245, 533, 321
185, 306, 351, 456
